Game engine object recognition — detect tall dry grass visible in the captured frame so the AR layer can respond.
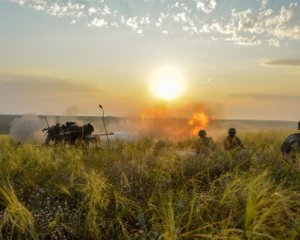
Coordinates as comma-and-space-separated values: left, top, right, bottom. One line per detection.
0, 131, 299, 239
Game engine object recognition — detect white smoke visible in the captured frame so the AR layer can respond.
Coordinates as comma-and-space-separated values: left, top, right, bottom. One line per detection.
97, 131, 138, 142
101, 119, 140, 141
9, 115, 44, 143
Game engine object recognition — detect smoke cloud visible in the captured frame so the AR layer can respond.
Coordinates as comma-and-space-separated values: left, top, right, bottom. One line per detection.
108, 102, 217, 141
7, 102, 219, 144
9, 115, 44, 143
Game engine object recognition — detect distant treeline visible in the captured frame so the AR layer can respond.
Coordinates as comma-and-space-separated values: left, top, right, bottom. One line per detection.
0, 114, 119, 134
0, 114, 297, 135
0, 115, 20, 134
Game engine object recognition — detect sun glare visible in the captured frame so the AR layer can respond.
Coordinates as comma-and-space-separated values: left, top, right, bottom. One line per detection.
151, 65, 185, 100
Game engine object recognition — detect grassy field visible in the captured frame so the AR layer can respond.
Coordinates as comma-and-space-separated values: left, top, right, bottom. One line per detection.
0, 130, 300, 239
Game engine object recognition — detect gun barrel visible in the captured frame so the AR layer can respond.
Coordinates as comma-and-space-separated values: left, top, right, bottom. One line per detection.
96, 132, 114, 136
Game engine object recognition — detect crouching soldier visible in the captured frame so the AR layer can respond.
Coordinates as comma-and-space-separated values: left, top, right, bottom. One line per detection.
281, 121, 300, 161
223, 128, 243, 151
43, 123, 61, 145
196, 129, 216, 157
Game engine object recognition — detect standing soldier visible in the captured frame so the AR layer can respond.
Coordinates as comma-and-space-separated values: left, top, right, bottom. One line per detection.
196, 129, 216, 156
223, 128, 243, 150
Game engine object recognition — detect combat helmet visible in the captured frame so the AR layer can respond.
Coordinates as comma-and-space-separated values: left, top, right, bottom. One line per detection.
228, 128, 236, 135
198, 129, 207, 137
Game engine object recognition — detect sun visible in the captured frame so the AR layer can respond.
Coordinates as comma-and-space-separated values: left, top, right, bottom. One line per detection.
151, 65, 185, 100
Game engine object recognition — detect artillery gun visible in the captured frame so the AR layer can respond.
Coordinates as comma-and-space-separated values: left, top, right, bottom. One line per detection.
43, 104, 113, 146
42, 121, 113, 145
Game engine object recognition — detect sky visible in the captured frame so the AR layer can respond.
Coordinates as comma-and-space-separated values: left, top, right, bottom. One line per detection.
0, 0, 300, 120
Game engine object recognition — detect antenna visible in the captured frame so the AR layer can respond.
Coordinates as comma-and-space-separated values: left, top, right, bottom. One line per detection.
99, 104, 110, 148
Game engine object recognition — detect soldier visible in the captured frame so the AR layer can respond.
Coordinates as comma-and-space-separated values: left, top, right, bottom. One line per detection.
153, 139, 168, 156
281, 121, 300, 160
43, 123, 61, 145
223, 128, 243, 151
196, 129, 216, 156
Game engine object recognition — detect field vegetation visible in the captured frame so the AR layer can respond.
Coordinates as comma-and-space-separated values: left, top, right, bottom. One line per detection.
0, 130, 300, 239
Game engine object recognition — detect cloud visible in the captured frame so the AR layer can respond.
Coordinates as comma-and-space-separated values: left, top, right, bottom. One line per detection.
262, 59, 300, 67
267, 38, 280, 47
195, 0, 217, 13
230, 93, 300, 101
0, 75, 102, 97
88, 7, 97, 15
8, 0, 300, 45
88, 18, 108, 28
32, 4, 44, 11
206, 2, 300, 45
226, 35, 262, 46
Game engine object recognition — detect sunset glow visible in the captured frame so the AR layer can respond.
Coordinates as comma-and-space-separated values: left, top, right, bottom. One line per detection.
151, 66, 185, 100
1, 0, 300, 120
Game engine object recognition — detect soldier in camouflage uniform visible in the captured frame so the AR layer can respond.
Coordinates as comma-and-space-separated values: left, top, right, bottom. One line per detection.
43, 123, 61, 145
196, 129, 216, 156
223, 128, 243, 151
281, 121, 300, 161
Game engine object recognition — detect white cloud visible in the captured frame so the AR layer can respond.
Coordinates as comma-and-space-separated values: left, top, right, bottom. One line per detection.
261, 58, 300, 67
226, 35, 262, 46
268, 38, 280, 47
102, 5, 111, 15
264, 4, 296, 27
88, 7, 97, 16
137, 29, 143, 35
174, 12, 188, 23
126, 17, 138, 31
8, 0, 300, 45
204, 2, 300, 45
139, 16, 151, 25
88, 18, 107, 28
231, 9, 255, 32
32, 4, 44, 11
195, 0, 216, 13
210, 22, 235, 35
